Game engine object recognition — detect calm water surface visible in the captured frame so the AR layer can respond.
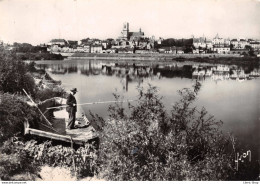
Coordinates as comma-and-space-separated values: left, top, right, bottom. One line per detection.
36, 59, 259, 155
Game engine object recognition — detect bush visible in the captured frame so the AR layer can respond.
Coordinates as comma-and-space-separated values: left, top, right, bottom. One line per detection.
1, 139, 98, 179
26, 61, 37, 73
23, 140, 97, 178
0, 93, 40, 143
34, 86, 66, 101
17, 53, 64, 60
0, 138, 40, 180
0, 51, 36, 95
93, 82, 236, 180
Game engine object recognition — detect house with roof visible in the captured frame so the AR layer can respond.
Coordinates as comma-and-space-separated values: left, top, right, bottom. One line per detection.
238, 39, 248, 49
101, 41, 108, 49
75, 46, 84, 52
250, 41, 260, 50
94, 39, 102, 45
67, 40, 78, 48
193, 36, 214, 52
60, 46, 73, 53
213, 34, 230, 47
47, 39, 67, 46
91, 45, 102, 53
193, 37, 206, 49
231, 39, 249, 49
230, 39, 239, 49
213, 46, 230, 54
49, 45, 61, 52
206, 40, 213, 50
213, 34, 224, 45
83, 45, 91, 53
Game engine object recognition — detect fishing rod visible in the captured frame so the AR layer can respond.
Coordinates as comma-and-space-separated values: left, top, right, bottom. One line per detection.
22, 89, 53, 127
46, 99, 136, 110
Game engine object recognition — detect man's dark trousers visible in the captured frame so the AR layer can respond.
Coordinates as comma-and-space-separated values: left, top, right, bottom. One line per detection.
67, 109, 76, 129
66, 93, 77, 129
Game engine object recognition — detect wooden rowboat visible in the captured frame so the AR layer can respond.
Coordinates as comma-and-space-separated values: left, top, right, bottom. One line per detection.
23, 114, 99, 145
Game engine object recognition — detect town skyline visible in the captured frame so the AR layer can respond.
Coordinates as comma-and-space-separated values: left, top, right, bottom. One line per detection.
1, 0, 260, 45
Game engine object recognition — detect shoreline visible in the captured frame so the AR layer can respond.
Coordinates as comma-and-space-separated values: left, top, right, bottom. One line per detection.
67, 52, 244, 60
35, 53, 259, 68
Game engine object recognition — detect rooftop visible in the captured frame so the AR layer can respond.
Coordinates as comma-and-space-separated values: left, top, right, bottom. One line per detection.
50, 39, 67, 43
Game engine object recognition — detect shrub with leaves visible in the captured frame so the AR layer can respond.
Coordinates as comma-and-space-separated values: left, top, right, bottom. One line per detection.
0, 138, 40, 180
0, 93, 40, 143
0, 50, 36, 95
93, 82, 237, 180
20, 140, 98, 178
0, 138, 98, 180
34, 86, 66, 101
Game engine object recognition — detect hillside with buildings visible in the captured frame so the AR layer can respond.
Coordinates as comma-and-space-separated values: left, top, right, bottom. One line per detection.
1, 22, 260, 58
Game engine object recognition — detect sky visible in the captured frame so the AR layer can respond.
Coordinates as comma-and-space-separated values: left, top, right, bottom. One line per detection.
0, 0, 260, 45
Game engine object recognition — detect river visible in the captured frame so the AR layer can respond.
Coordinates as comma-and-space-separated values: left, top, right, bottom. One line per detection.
36, 59, 259, 163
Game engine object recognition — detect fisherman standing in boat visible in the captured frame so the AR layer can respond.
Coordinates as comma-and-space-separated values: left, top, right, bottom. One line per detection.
66, 88, 78, 129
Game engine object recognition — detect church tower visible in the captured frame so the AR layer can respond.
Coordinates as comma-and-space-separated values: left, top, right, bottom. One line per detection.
121, 22, 129, 40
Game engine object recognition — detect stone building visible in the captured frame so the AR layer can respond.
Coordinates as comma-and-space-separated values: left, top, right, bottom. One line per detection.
213, 34, 230, 47
120, 22, 144, 41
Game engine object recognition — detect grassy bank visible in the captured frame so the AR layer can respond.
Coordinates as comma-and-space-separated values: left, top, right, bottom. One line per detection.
69, 53, 259, 67
71, 52, 244, 59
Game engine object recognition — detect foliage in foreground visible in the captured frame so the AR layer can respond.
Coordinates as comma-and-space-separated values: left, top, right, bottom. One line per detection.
0, 93, 41, 143
20, 140, 97, 178
0, 138, 97, 180
92, 82, 238, 180
0, 138, 40, 180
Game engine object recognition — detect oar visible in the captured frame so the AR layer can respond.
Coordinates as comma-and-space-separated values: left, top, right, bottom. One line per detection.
23, 89, 53, 127
46, 99, 136, 110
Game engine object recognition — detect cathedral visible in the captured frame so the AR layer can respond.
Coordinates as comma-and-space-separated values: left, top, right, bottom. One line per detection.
120, 22, 144, 41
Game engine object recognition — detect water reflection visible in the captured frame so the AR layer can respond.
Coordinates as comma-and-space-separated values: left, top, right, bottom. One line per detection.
37, 61, 260, 86
192, 65, 260, 82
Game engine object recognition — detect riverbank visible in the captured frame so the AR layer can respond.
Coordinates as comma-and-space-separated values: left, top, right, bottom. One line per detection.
16, 52, 64, 60
69, 52, 243, 60
67, 52, 259, 64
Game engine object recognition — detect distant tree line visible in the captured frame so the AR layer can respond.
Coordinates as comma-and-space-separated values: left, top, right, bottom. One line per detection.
154, 38, 194, 53
17, 52, 63, 60
13, 42, 48, 53
155, 38, 193, 48
9, 43, 63, 60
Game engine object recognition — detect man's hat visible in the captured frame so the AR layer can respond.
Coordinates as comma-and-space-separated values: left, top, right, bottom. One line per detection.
70, 88, 78, 92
